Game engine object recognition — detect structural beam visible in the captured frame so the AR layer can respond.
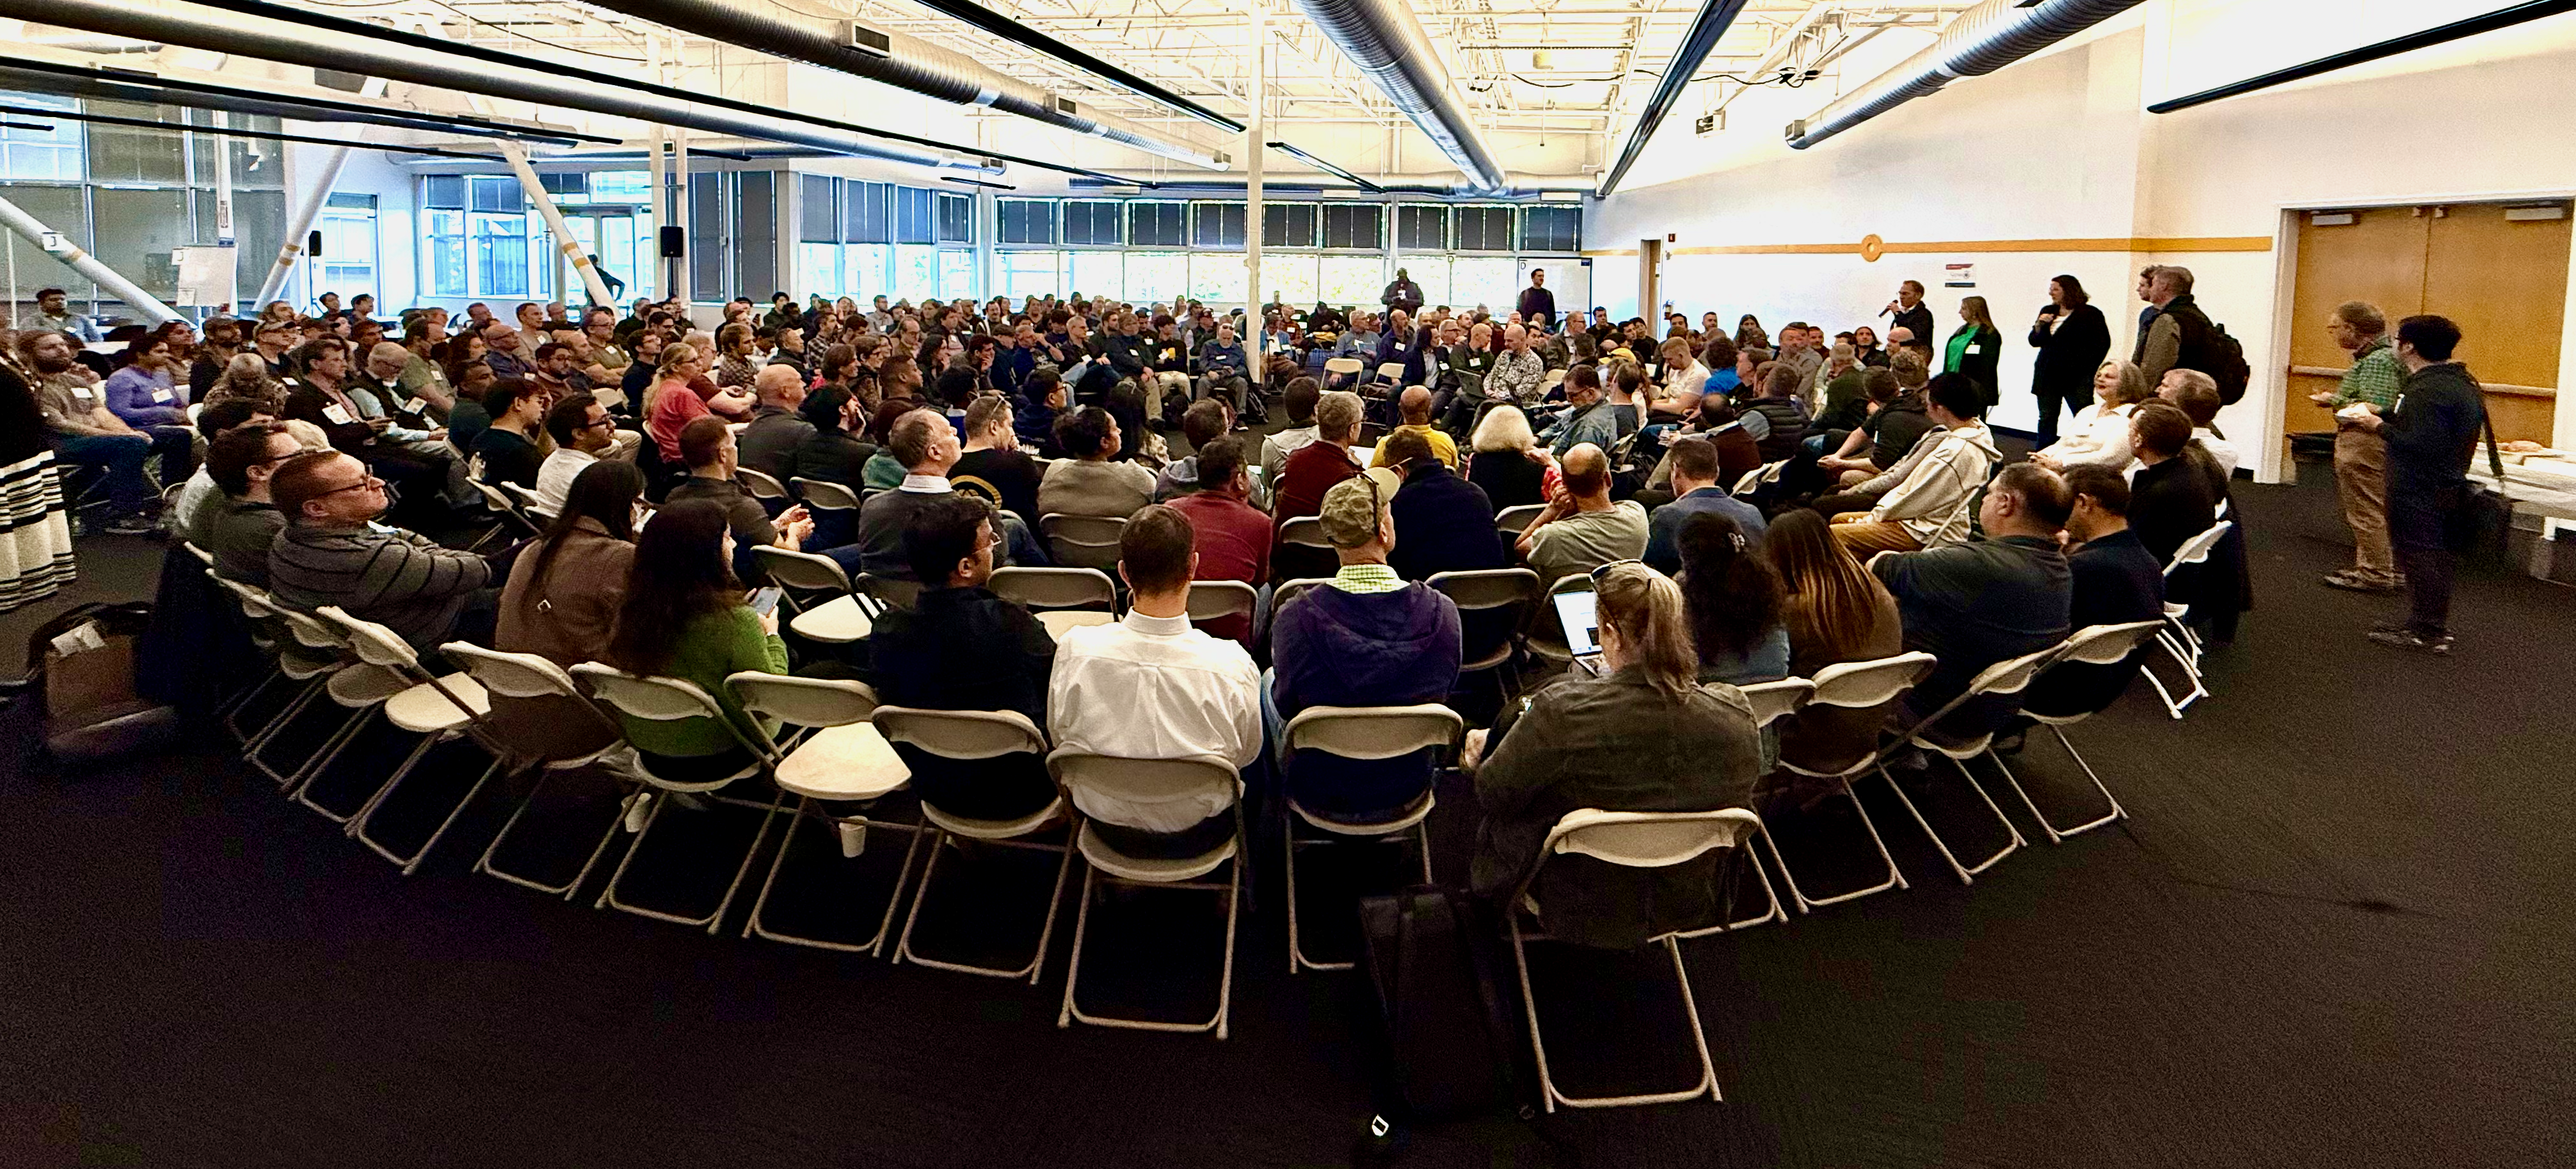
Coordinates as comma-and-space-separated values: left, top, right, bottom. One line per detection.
497, 142, 618, 309
0, 191, 181, 324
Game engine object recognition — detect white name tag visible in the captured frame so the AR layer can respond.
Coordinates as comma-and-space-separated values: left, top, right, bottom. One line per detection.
71, 386, 93, 401
152, 387, 173, 402
323, 403, 356, 425
1965, 344, 1984, 355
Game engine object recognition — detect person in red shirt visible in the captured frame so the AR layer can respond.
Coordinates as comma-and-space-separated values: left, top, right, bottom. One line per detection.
1165, 435, 1271, 644
646, 342, 754, 463
1274, 388, 1364, 525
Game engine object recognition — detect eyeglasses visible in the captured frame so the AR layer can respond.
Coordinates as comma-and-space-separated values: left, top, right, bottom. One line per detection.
316, 473, 384, 498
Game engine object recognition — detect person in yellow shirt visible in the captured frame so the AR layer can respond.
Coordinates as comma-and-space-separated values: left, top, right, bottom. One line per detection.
1368, 386, 1459, 470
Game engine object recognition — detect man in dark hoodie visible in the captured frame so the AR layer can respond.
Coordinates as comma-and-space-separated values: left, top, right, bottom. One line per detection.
1266, 467, 1462, 820
2350, 314, 2487, 655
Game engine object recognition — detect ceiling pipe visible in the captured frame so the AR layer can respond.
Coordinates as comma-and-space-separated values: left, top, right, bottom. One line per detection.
900, 0, 1244, 134
2148, 0, 2576, 114
1594, 0, 1756, 197
0, 56, 613, 147
572, 0, 1226, 169
1085, 170, 1591, 197
1290, 0, 1511, 193
1785, 0, 2147, 150
0, 0, 1000, 173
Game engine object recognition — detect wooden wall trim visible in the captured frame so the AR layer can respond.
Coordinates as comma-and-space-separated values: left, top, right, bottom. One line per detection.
1581, 236, 2275, 258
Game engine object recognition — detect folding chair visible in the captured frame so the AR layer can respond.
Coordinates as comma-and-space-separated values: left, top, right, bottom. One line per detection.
568, 663, 783, 933
1041, 512, 1125, 573
790, 475, 861, 518
207, 575, 340, 750
858, 573, 922, 611
1270, 576, 1331, 617
1768, 651, 1936, 912
308, 608, 508, 873
1281, 704, 1462, 973
259, 607, 424, 823
1183, 579, 1258, 637
1322, 356, 1363, 385
1994, 620, 2166, 843
736, 468, 793, 515
1878, 644, 2068, 884
1053, 751, 1245, 1039
1508, 808, 1769, 1111
1668, 680, 1807, 937
752, 546, 877, 645
1275, 515, 1338, 584
725, 674, 920, 955
1494, 503, 1547, 543
468, 479, 542, 551
877, 705, 1074, 982
1731, 459, 1784, 499
1521, 573, 1593, 668
441, 643, 637, 898
1427, 568, 1541, 698
2141, 520, 2232, 719
497, 481, 547, 519
989, 566, 1120, 639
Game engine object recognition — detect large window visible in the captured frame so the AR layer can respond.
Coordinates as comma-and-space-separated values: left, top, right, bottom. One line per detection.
0, 91, 81, 182
1187, 253, 1246, 305
1067, 251, 1123, 300
894, 244, 939, 301
1260, 255, 1319, 311
1124, 251, 1188, 305
1450, 257, 1521, 313
1319, 255, 1383, 306
1000, 250, 1061, 299
319, 193, 378, 303
1393, 256, 1450, 310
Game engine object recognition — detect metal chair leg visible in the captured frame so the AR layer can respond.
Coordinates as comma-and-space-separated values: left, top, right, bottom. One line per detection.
474, 767, 634, 900
893, 829, 1078, 983
1511, 914, 1720, 1111
595, 785, 780, 933
1995, 726, 2127, 843
741, 796, 927, 956
1059, 855, 1239, 1038
1764, 775, 1909, 912
353, 736, 508, 875
1875, 758, 2020, 886
287, 706, 396, 824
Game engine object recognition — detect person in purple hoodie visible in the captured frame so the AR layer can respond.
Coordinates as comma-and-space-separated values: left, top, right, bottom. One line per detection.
1265, 468, 1462, 820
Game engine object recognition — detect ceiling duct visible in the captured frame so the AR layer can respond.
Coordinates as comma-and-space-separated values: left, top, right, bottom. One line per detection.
1595, 0, 1754, 196
1784, 0, 2147, 150
0, 0, 999, 172
575, 0, 1224, 169
1291, 0, 1510, 193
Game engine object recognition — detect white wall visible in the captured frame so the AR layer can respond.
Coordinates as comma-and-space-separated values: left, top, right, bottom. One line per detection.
1588, 0, 2576, 473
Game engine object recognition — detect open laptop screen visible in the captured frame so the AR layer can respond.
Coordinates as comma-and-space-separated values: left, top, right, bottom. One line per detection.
1552, 588, 1601, 660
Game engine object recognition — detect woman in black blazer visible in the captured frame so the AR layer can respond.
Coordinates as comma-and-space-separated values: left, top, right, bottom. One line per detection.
1942, 296, 2004, 412
2026, 274, 2112, 442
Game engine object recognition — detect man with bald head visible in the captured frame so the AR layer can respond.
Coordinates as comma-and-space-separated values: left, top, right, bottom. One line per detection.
1485, 322, 1547, 411
737, 362, 816, 486
1370, 385, 1459, 470
1516, 441, 1649, 585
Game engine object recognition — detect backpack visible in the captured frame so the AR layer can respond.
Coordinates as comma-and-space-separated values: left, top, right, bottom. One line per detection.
2204, 324, 2252, 405
1357, 886, 1521, 1120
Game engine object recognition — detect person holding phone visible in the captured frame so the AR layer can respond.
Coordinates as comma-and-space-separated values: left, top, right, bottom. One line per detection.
602, 498, 790, 783
665, 415, 820, 585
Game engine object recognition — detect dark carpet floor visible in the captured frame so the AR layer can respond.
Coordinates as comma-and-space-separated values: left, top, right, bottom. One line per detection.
1, 460, 2571, 1169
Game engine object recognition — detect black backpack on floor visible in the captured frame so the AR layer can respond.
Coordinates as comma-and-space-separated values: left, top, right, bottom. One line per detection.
1358, 886, 1521, 1120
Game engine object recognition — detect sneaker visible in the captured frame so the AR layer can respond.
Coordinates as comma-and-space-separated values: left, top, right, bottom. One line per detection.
837, 820, 867, 858
101, 513, 157, 536
2322, 569, 2401, 593
2367, 628, 2452, 655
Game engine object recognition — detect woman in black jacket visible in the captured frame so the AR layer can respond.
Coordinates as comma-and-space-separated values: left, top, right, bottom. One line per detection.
2026, 274, 2112, 443
1942, 295, 2004, 411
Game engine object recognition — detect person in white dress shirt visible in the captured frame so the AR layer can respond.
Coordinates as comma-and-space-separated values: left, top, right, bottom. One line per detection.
1047, 504, 1263, 859
2032, 360, 2149, 472
531, 392, 619, 518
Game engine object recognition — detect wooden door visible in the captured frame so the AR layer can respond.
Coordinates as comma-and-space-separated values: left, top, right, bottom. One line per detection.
2421, 203, 2569, 444
2283, 206, 2427, 436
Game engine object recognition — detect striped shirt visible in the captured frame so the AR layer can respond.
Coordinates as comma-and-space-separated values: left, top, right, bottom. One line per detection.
268, 522, 492, 649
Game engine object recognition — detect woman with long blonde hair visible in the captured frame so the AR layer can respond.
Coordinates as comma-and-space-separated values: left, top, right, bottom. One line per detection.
1763, 511, 1904, 779
1944, 294, 2003, 409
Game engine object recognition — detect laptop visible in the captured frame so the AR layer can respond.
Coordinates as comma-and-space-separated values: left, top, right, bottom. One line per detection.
1551, 587, 1605, 676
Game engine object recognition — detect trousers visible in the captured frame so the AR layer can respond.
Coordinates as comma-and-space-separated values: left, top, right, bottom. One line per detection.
2333, 427, 2396, 580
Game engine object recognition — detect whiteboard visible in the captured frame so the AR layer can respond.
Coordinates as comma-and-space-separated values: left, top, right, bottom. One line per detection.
173, 244, 236, 308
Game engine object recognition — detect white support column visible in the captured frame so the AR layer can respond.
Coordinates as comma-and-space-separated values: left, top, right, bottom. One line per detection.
672, 131, 691, 308
646, 129, 668, 303
257, 78, 385, 308
496, 142, 616, 308
1245, 0, 1265, 389
214, 109, 237, 314
0, 191, 181, 324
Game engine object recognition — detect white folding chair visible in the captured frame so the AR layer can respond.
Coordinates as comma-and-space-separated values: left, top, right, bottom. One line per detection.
2141, 520, 2232, 719
1270, 576, 1332, 618
1879, 644, 2068, 885
568, 663, 782, 933
1280, 704, 1462, 973
312, 607, 505, 874
736, 467, 792, 510
497, 481, 545, 516
790, 476, 861, 516
725, 674, 920, 955
1428, 568, 1542, 697
1322, 356, 1363, 381
876, 706, 1073, 982
1996, 620, 2166, 843
260, 606, 424, 827
440, 643, 637, 899
1494, 503, 1548, 542
1731, 459, 1785, 499
1541, 367, 1567, 395
989, 566, 1120, 639
1039, 512, 1126, 573
468, 479, 543, 549
207, 575, 342, 751
1183, 579, 1258, 636
1052, 751, 1245, 1040
752, 546, 876, 644
1768, 652, 1936, 912
1509, 807, 1769, 1111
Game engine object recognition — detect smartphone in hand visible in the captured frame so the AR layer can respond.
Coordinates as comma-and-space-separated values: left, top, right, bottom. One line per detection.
748, 586, 784, 617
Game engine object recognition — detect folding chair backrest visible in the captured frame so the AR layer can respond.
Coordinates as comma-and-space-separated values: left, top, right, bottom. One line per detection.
793, 477, 861, 512
727, 672, 880, 730
442, 642, 584, 700
1284, 704, 1463, 761
273, 604, 351, 654
860, 574, 922, 610
472, 479, 524, 520
314, 606, 421, 672
1278, 515, 1332, 551
1324, 356, 1363, 375
499, 482, 542, 511
1544, 807, 1759, 869
1049, 751, 1239, 820
1494, 503, 1546, 536
754, 545, 854, 594
2056, 620, 2166, 666
214, 577, 285, 622
872, 705, 1048, 759
1272, 577, 1331, 616
1185, 580, 1258, 624
1806, 651, 1938, 709
1542, 368, 1567, 390
570, 662, 726, 724
1375, 363, 1406, 382
1962, 643, 2066, 701
2164, 520, 2232, 576
181, 541, 216, 568
1042, 512, 1126, 572
1731, 679, 1816, 728
737, 468, 790, 502
1427, 567, 1541, 614
990, 566, 1117, 611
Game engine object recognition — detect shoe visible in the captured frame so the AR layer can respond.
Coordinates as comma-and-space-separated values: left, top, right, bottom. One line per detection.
101, 514, 157, 536
2322, 569, 2401, 593
2367, 628, 2452, 655
837, 820, 867, 858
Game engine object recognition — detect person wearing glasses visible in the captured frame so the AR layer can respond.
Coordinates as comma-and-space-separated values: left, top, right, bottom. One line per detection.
1460, 561, 1763, 948
265, 449, 505, 650
532, 392, 621, 519
201, 422, 304, 587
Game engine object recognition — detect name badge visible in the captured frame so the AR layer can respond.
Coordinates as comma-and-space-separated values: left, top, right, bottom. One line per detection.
1965, 344, 1984, 355
398, 397, 422, 415
323, 403, 356, 425
152, 387, 174, 402
71, 386, 93, 401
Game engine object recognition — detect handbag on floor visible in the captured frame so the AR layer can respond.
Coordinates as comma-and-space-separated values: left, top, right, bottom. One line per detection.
1357, 885, 1520, 1120
22, 601, 180, 764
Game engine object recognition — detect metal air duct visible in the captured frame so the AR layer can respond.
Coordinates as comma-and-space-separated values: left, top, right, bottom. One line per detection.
1291, 0, 1510, 193
0, 0, 999, 173
1784, 0, 2147, 150
575, 0, 1225, 169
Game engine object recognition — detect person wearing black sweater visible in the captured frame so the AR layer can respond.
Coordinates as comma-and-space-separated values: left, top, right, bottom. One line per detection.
2351, 315, 2488, 653
2027, 274, 2113, 443
2024, 466, 2163, 719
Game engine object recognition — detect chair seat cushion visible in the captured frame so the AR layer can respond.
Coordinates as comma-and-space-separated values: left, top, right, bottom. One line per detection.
789, 594, 874, 644
776, 722, 911, 800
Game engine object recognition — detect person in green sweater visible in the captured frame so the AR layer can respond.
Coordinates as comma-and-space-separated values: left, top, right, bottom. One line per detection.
604, 498, 790, 781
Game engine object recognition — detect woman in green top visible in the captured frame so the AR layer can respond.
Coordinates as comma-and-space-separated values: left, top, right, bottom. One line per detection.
1942, 295, 2004, 411
605, 498, 790, 779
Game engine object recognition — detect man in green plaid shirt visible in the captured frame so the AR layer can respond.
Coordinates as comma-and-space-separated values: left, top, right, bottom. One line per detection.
2310, 301, 2404, 591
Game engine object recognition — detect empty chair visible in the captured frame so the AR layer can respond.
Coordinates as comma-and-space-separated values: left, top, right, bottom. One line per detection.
752, 546, 875, 645
725, 673, 920, 955
497, 481, 549, 521
989, 566, 1120, 639
877, 705, 1073, 982
1509, 808, 1772, 1111
1428, 568, 1541, 696
1880, 644, 2068, 884
2141, 520, 2232, 719
1994, 619, 2167, 843
442, 642, 637, 899
313, 607, 503, 874
1040, 512, 1125, 574
1768, 651, 1937, 912
568, 664, 783, 934
1053, 751, 1245, 1040
1280, 704, 1462, 973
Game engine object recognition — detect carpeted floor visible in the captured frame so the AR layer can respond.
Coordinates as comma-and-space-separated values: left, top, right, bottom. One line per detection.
1, 461, 2570, 1169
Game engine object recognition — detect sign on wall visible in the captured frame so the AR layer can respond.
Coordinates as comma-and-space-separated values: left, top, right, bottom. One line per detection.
1944, 262, 1976, 289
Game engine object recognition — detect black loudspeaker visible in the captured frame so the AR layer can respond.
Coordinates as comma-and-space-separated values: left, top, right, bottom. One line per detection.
307, 230, 323, 259
659, 227, 685, 258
